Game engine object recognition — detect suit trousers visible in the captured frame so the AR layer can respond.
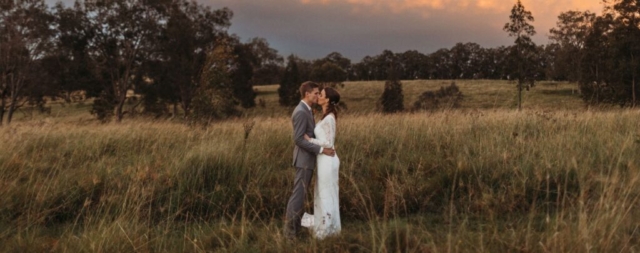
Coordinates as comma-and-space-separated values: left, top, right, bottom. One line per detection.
284, 166, 314, 238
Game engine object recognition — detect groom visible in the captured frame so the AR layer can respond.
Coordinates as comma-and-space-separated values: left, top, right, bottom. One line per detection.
284, 81, 335, 240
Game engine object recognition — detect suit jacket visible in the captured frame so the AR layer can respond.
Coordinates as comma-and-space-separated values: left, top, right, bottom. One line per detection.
292, 101, 321, 170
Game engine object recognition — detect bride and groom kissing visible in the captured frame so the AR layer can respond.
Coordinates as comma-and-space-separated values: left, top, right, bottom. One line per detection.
284, 81, 342, 241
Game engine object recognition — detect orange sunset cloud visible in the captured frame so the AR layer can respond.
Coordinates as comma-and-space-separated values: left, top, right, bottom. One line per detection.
299, 0, 603, 38
300, 0, 602, 17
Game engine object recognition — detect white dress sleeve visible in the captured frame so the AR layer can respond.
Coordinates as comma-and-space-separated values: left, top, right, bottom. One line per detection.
308, 114, 335, 149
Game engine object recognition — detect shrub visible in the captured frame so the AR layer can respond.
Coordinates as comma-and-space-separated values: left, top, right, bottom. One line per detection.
413, 82, 463, 111
379, 65, 404, 113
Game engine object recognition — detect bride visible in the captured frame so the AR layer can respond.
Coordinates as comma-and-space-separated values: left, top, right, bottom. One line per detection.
301, 87, 341, 239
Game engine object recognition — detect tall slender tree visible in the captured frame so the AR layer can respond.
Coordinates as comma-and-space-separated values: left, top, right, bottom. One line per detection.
503, 0, 537, 111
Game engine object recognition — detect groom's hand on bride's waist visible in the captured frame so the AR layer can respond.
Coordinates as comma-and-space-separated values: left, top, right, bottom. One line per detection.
321, 148, 335, 157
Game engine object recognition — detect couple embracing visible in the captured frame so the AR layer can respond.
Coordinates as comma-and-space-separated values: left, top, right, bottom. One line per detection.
284, 81, 342, 240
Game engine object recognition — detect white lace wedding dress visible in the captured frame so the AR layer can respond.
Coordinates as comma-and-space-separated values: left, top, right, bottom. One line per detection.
301, 113, 341, 239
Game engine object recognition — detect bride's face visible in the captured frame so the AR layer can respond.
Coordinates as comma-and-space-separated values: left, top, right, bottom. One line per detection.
318, 89, 328, 106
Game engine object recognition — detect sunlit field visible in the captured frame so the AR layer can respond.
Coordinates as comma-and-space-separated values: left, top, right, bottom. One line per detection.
2, 80, 639, 252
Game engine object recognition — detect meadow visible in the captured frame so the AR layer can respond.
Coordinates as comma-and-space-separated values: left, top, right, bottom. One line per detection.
1, 80, 639, 252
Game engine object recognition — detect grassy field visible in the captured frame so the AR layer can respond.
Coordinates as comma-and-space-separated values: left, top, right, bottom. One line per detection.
242, 80, 584, 118
1, 80, 639, 252
8, 79, 583, 123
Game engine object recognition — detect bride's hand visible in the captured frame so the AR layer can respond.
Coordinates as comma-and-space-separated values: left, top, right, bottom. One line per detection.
304, 134, 311, 141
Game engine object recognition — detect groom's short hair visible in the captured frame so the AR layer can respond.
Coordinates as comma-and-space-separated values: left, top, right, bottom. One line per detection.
299, 81, 319, 98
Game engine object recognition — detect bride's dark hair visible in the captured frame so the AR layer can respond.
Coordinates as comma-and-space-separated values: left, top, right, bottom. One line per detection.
322, 87, 340, 120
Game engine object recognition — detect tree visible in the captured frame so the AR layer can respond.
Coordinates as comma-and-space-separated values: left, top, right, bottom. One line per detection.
190, 39, 238, 125
579, 14, 614, 104
373, 50, 396, 80
141, 0, 197, 118
550, 11, 595, 49
310, 53, 349, 88
549, 10, 596, 81
449, 42, 483, 79
541, 43, 563, 80
398, 50, 428, 80
427, 48, 452, 79
278, 55, 303, 107
477, 47, 509, 79
40, 3, 97, 104
149, 1, 232, 118
352, 56, 374, 81
504, 0, 537, 111
229, 37, 256, 108
245, 37, 283, 85
579, 0, 640, 106
84, 0, 164, 123
379, 63, 404, 113
310, 61, 346, 86
0, 0, 53, 125
609, 0, 640, 107
352, 50, 397, 81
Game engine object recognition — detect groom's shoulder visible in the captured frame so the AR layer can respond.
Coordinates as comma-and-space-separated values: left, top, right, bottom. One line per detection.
292, 102, 304, 113
291, 103, 303, 117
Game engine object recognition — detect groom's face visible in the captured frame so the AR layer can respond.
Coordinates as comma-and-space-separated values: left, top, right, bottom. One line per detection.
308, 88, 320, 105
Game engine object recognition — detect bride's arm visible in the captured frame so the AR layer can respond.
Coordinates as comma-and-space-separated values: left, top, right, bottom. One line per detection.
305, 135, 332, 148
304, 115, 335, 148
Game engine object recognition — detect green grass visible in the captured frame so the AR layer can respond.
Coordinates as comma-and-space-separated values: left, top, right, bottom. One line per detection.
1, 80, 639, 252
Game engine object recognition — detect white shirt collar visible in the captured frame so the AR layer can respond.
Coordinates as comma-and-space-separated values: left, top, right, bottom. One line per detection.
300, 100, 312, 111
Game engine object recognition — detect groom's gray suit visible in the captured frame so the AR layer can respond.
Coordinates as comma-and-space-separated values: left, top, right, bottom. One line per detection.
285, 101, 322, 238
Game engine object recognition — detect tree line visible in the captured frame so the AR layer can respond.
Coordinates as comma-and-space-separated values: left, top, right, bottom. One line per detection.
1, 0, 639, 125
1, 0, 283, 125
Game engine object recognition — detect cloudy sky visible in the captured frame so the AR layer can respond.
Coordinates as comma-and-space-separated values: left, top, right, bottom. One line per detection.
206, 0, 602, 61
47, 0, 603, 61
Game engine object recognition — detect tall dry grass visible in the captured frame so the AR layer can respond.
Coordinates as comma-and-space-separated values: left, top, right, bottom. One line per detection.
1, 109, 639, 252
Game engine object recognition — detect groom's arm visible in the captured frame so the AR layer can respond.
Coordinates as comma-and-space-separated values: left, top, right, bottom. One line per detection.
292, 110, 322, 154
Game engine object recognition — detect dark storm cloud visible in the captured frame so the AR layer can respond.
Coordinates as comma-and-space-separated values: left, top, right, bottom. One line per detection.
207, 0, 512, 61
45, 0, 602, 62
